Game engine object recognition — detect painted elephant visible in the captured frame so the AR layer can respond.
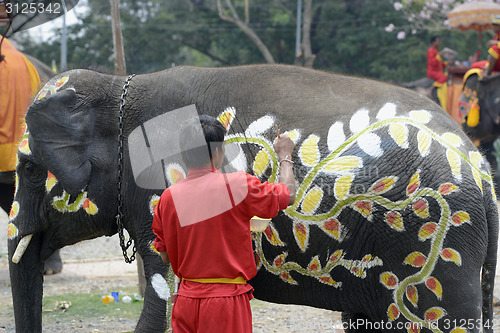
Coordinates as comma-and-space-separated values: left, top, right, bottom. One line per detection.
0, 39, 63, 275
9, 64, 497, 332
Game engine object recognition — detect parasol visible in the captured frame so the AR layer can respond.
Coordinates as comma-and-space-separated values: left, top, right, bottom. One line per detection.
447, 1, 500, 48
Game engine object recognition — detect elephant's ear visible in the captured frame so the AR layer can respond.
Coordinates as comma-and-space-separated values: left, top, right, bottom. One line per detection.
26, 89, 93, 196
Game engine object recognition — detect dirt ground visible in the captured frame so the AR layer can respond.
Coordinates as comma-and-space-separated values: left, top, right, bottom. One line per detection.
0, 209, 343, 333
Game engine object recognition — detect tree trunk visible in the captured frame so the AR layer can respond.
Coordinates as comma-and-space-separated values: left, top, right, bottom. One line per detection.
109, 0, 126, 76
297, 0, 315, 68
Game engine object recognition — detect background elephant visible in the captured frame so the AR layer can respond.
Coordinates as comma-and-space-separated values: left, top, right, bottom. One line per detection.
9, 65, 497, 332
0, 38, 63, 275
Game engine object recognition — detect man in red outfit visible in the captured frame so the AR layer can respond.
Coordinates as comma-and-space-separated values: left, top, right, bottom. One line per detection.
152, 114, 296, 332
427, 35, 447, 110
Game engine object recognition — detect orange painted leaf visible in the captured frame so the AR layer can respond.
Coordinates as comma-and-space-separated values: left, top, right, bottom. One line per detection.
353, 201, 372, 218
438, 183, 459, 195
318, 275, 338, 286
384, 211, 404, 231
46, 171, 58, 192
380, 272, 399, 289
387, 303, 400, 321
329, 250, 343, 263
407, 322, 421, 333
370, 177, 397, 194
424, 307, 446, 322
322, 219, 341, 240
406, 171, 420, 195
273, 253, 286, 268
254, 253, 262, 269
308, 256, 322, 272
418, 222, 438, 241
406, 285, 418, 307
451, 211, 470, 226
294, 222, 309, 251
263, 224, 285, 246
441, 248, 462, 266
280, 271, 298, 285
404, 252, 427, 267
7, 223, 18, 239
412, 198, 429, 218
425, 276, 443, 299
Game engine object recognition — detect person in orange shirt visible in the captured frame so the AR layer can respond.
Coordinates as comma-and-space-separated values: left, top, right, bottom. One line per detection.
486, 16, 500, 48
152, 115, 296, 333
427, 36, 447, 110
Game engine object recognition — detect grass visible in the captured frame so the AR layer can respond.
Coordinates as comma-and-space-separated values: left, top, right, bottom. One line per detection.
41, 287, 143, 323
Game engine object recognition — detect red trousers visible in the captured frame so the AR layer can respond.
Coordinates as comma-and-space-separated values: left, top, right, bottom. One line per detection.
172, 293, 252, 333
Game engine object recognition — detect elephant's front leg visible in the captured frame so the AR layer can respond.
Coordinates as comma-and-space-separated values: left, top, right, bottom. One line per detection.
135, 249, 171, 332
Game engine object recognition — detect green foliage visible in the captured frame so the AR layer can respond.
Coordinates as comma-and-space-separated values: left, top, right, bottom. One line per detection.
9, 0, 494, 82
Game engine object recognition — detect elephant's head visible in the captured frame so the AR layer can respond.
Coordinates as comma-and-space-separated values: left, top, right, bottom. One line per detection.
8, 72, 120, 332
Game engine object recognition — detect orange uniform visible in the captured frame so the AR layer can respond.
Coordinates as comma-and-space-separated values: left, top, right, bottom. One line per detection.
427, 46, 447, 84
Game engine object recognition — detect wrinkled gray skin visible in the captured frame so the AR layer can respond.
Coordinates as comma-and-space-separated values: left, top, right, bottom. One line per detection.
10, 65, 498, 332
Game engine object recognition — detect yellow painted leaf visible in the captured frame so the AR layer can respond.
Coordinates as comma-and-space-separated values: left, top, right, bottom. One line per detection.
441, 248, 462, 266
387, 303, 400, 321
350, 266, 366, 278
37, 89, 49, 100
322, 219, 341, 240
14, 174, 19, 195
409, 110, 431, 123
424, 307, 446, 322
418, 222, 438, 241
446, 149, 461, 177
54, 76, 69, 88
406, 171, 420, 195
299, 135, 320, 166
438, 183, 459, 195
294, 222, 309, 251
412, 198, 429, 218
389, 123, 408, 147
334, 174, 352, 200
301, 187, 323, 214
150, 242, 159, 254
9, 201, 19, 220
472, 169, 483, 192
263, 224, 285, 246
217, 107, 236, 130
323, 156, 362, 172
273, 253, 286, 268
253, 150, 270, 176
406, 285, 418, 307
370, 177, 397, 194
308, 256, 322, 271
353, 200, 372, 218
329, 250, 343, 262
18, 137, 31, 155
450, 328, 466, 333
451, 211, 470, 226
83, 199, 98, 215
7, 223, 18, 239
280, 271, 298, 285
469, 151, 482, 167
283, 129, 300, 143
380, 272, 399, 289
384, 211, 404, 231
404, 252, 427, 267
417, 130, 432, 157
46, 171, 58, 192
425, 276, 443, 299
442, 132, 463, 147
170, 168, 185, 185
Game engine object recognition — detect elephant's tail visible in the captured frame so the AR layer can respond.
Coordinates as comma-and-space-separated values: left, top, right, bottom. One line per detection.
481, 192, 499, 333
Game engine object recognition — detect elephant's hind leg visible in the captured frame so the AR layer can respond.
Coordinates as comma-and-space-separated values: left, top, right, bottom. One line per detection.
341, 312, 383, 333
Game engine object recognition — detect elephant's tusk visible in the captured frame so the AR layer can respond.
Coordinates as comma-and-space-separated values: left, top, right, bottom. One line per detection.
12, 234, 33, 264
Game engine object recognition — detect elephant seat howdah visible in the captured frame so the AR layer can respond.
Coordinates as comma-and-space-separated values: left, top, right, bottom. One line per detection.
8, 64, 498, 332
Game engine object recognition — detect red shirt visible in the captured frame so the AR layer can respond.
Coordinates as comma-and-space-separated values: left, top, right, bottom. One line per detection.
152, 167, 290, 297
427, 46, 447, 84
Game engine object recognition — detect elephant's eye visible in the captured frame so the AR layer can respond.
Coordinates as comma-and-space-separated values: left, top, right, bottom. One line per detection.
24, 162, 44, 182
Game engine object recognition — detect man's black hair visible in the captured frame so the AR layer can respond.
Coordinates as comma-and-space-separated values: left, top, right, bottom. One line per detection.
430, 36, 439, 44
180, 114, 226, 169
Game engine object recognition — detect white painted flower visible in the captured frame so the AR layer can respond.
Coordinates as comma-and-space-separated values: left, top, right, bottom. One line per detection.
350, 109, 370, 134
327, 122, 345, 151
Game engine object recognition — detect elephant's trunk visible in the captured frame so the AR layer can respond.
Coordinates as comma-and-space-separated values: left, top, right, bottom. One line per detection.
8, 233, 44, 332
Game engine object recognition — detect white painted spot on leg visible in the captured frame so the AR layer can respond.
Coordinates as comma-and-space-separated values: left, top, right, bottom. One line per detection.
151, 273, 171, 301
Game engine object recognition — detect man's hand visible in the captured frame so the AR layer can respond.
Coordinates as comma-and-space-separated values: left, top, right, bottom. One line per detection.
273, 134, 296, 205
273, 134, 295, 160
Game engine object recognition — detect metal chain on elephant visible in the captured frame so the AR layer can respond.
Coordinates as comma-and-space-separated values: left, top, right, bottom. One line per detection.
116, 74, 137, 264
